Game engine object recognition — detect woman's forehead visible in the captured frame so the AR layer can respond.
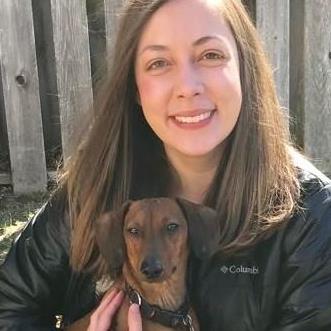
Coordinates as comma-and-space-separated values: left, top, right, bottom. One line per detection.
135, 0, 237, 59
138, 0, 229, 43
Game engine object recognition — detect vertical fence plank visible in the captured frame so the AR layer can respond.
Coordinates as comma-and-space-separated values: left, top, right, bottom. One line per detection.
303, 0, 331, 174
32, 0, 62, 167
50, 0, 93, 160
290, 0, 305, 148
256, 0, 290, 111
87, 0, 107, 90
0, 65, 7, 152
243, 0, 256, 22
104, 0, 123, 60
0, 64, 10, 182
0, 0, 47, 194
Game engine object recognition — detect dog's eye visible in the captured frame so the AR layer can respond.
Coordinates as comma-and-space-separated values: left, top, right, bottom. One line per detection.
167, 223, 179, 233
127, 227, 140, 236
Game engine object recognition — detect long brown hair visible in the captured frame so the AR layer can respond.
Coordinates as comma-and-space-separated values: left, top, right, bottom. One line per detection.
57, 0, 299, 276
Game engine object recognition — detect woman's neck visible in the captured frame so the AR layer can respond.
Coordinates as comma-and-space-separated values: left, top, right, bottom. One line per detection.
165, 145, 222, 204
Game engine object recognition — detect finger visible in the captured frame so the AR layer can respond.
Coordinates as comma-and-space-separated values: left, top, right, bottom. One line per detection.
102, 290, 125, 317
100, 287, 119, 306
95, 288, 119, 314
96, 291, 125, 327
89, 290, 124, 331
128, 304, 142, 331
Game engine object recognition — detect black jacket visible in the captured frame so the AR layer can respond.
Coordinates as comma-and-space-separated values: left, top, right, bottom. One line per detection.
1, 160, 331, 331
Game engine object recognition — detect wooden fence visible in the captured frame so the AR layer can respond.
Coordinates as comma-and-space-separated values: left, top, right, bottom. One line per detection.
0, 0, 330, 194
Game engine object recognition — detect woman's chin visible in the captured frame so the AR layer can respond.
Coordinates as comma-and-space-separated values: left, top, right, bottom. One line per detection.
165, 143, 224, 160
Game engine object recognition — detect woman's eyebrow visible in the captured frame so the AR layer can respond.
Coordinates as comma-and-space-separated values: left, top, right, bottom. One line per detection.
192, 35, 227, 47
139, 35, 227, 56
138, 44, 169, 56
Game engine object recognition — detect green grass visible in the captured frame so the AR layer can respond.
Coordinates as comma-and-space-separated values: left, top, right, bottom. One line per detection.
0, 188, 49, 263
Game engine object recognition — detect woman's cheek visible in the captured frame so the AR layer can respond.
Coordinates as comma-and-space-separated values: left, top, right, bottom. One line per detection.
211, 68, 242, 102
138, 75, 172, 105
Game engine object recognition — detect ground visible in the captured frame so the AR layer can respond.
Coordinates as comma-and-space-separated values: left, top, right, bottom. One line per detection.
0, 186, 49, 263
0, 148, 57, 263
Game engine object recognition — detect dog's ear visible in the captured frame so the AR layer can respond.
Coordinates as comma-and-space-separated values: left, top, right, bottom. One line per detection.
176, 198, 220, 260
95, 200, 131, 277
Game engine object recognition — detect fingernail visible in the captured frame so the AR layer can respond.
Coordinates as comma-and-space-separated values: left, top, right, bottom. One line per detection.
130, 303, 140, 313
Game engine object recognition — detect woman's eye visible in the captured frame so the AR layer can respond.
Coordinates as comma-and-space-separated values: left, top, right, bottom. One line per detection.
201, 51, 226, 61
167, 223, 179, 233
147, 59, 168, 71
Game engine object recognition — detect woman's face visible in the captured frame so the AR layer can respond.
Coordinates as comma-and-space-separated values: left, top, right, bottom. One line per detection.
134, 0, 242, 159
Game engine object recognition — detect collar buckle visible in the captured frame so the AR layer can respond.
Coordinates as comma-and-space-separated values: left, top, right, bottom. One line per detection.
129, 288, 142, 306
182, 314, 194, 331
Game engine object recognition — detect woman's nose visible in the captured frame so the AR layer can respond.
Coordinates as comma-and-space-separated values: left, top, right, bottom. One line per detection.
175, 63, 204, 99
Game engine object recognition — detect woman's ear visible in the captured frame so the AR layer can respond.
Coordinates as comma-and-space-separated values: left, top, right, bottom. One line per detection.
94, 200, 131, 278
176, 198, 220, 259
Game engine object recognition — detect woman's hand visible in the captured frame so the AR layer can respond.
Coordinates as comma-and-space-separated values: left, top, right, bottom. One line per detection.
87, 288, 142, 331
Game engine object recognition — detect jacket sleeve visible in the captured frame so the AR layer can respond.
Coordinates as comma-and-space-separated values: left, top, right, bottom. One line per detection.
270, 183, 331, 331
0, 191, 71, 330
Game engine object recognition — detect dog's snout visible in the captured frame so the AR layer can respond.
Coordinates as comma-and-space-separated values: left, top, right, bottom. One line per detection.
140, 257, 164, 279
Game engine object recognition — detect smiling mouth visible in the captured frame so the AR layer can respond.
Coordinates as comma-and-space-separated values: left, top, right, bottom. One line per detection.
173, 110, 215, 124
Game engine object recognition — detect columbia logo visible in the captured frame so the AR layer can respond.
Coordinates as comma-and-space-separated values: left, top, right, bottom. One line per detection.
220, 264, 259, 275
220, 266, 229, 273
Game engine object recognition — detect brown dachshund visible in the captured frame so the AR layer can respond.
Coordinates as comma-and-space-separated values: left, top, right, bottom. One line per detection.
67, 197, 220, 331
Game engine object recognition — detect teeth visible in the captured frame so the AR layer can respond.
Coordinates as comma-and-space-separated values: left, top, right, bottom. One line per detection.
175, 111, 212, 123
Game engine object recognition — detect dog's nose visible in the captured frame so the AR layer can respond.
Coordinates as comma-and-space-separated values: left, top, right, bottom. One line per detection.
140, 257, 164, 279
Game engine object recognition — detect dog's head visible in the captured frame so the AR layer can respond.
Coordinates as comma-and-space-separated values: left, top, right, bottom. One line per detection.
95, 198, 220, 281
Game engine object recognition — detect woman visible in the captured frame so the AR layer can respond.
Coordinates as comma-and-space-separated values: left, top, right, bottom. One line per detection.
1, 0, 331, 330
